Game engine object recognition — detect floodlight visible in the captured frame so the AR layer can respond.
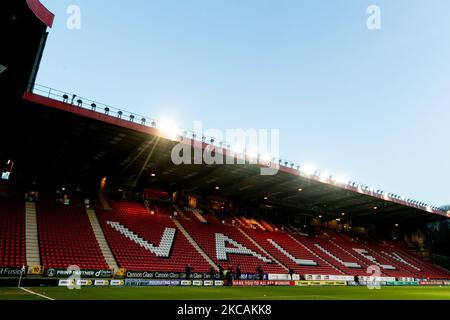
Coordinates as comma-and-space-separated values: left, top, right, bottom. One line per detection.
247, 148, 258, 159
261, 153, 272, 162
158, 118, 180, 141
333, 175, 349, 185
320, 171, 331, 181
232, 143, 244, 154
301, 164, 316, 176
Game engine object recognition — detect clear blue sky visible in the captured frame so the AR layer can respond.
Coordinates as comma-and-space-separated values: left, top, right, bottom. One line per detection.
38, 0, 449, 206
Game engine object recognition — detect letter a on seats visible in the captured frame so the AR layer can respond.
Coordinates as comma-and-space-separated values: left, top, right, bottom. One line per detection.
215, 233, 272, 263
268, 239, 317, 266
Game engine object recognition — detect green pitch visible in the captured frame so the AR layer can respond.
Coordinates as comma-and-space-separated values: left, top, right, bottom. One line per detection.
2, 286, 450, 300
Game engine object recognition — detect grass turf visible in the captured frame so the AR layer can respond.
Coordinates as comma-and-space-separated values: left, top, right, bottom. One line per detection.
2, 286, 450, 300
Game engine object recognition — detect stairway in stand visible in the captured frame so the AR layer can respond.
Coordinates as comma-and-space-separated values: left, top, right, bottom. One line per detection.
87, 208, 118, 271
25, 201, 40, 267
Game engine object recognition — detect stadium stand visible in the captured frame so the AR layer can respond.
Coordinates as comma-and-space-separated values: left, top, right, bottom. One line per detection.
179, 218, 286, 274
259, 219, 276, 232
368, 240, 450, 279
96, 201, 211, 272
3, 0, 450, 289
0, 197, 26, 267
323, 231, 417, 278
245, 229, 340, 275
1, 194, 449, 279
36, 196, 108, 269
291, 234, 365, 276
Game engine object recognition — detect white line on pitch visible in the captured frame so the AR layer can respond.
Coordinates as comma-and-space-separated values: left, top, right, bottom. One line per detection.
19, 287, 55, 301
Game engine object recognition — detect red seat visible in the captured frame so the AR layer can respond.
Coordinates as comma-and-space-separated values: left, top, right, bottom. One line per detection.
0, 197, 26, 267
37, 196, 108, 270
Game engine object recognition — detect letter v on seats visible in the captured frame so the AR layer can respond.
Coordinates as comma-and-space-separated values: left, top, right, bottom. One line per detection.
107, 221, 176, 258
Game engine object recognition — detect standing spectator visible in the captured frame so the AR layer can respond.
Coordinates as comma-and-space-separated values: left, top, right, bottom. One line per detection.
236, 265, 241, 280
210, 267, 216, 280
256, 266, 264, 280
226, 268, 234, 287
218, 265, 224, 280
223, 269, 229, 286
289, 268, 295, 280
185, 265, 192, 280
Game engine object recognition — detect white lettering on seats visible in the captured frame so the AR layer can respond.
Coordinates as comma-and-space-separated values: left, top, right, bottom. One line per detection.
215, 233, 272, 263
267, 239, 317, 266
353, 248, 396, 270
107, 221, 175, 258
314, 244, 361, 268
381, 251, 421, 271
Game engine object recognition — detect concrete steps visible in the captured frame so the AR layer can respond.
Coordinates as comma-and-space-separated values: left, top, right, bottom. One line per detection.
98, 190, 111, 210
173, 204, 189, 220
25, 202, 40, 268
86, 209, 118, 271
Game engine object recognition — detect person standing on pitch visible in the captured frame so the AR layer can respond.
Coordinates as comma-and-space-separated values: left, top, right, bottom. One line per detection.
218, 265, 224, 280
210, 267, 216, 280
236, 265, 241, 280
185, 264, 192, 280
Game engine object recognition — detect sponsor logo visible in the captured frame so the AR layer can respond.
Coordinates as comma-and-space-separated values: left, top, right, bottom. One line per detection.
94, 280, 109, 286
233, 280, 292, 287
125, 271, 216, 280
110, 280, 124, 286
0, 267, 25, 277
125, 279, 181, 286
295, 281, 347, 286
45, 268, 112, 278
